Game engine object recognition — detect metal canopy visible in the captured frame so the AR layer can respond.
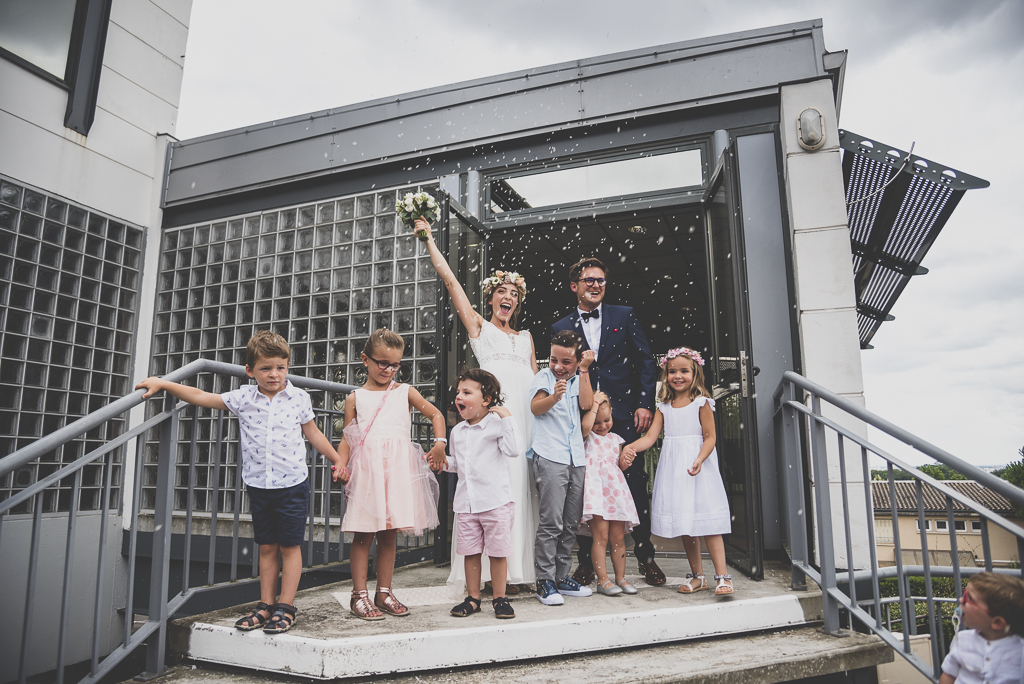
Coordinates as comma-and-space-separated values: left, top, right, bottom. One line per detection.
840, 130, 989, 349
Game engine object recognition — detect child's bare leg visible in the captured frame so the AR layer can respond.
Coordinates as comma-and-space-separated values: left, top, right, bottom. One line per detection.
258, 543, 280, 609
705, 535, 728, 576
589, 517, 611, 584
465, 554, 483, 599
277, 545, 302, 605
489, 557, 508, 599
682, 535, 703, 574
374, 529, 398, 588
350, 532, 374, 592
608, 522, 626, 583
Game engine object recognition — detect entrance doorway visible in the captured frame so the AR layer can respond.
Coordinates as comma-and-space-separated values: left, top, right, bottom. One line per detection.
432, 189, 763, 578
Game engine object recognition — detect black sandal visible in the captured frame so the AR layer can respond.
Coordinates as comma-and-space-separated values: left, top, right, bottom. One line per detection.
263, 603, 297, 634
450, 596, 482, 617
235, 602, 272, 631
492, 596, 515, 619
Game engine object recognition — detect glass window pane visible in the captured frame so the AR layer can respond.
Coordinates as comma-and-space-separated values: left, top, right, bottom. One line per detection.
0, 0, 77, 78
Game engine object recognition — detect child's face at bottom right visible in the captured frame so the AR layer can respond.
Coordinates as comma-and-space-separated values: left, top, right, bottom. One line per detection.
549, 344, 580, 380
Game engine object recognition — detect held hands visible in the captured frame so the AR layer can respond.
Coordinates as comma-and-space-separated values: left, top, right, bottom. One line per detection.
620, 445, 637, 470
330, 465, 351, 484
489, 405, 512, 419
135, 377, 167, 398
580, 350, 595, 372
427, 442, 447, 472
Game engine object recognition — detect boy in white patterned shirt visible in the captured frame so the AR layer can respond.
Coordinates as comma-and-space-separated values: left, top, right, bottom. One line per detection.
136, 330, 344, 634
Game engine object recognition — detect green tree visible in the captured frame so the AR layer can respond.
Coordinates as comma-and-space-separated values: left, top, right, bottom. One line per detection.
871, 468, 914, 481
917, 463, 968, 481
994, 448, 1024, 518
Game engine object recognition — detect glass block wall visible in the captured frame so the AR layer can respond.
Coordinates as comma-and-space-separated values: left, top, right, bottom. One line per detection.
143, 183, 441, 516
0, 176, 143, 514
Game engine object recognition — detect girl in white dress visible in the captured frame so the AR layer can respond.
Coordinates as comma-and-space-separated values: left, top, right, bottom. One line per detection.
622, 347, 734, 596
416, 218, 539, 596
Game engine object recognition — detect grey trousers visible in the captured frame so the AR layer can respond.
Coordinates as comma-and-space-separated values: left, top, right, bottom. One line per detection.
532, 455, 587, 582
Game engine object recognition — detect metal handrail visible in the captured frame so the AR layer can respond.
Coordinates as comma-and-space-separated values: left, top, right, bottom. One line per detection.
3, 361, 359, 684
775, 371, 1024, 684
774, 371, 1024, 509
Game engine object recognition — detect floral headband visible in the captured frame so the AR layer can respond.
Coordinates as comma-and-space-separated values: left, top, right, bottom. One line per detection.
482, 270, 527, 302
660, 347, 704, 367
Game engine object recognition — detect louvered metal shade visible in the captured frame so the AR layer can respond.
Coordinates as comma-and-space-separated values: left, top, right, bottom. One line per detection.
841, 130, 989, 348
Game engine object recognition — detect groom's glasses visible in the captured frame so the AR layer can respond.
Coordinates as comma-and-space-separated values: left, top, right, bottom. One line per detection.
578, 277, 607, 287
365, 354, 402, 372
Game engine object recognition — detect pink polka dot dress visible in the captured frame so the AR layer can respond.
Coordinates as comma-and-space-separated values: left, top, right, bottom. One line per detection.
581, 431, 639, 529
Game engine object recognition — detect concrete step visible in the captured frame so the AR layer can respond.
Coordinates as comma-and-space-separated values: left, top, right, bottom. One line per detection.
158, 625, 893, 684
169, 560, 850, 680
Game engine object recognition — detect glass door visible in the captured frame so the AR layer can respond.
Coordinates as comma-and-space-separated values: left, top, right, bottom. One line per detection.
703, 148, 763, 579
433, 192, 488, 564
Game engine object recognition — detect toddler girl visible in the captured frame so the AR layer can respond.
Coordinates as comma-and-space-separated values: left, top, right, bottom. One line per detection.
581, 391, 640, 596
622, 347, 734, 595
336, 328, 445, 620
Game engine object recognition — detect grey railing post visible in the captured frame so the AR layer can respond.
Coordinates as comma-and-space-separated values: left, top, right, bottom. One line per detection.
810, 394, 841, 634
142, 399, 178, 678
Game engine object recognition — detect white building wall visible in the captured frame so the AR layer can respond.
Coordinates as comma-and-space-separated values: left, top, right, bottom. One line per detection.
0, 1, 192, 677
779, 78, 871, 569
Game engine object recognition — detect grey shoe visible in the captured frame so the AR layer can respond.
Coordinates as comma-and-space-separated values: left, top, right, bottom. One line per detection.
617, 580, 638, 595
597, 580, 623, 596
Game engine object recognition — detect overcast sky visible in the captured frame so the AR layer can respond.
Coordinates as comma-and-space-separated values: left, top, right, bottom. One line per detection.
175, 0, 1024, 469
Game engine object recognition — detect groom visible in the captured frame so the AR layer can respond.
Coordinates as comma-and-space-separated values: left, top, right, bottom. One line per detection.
551, 257, 664, 586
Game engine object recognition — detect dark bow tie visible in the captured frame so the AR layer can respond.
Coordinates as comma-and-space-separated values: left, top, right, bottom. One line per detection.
580, 310, 599, 321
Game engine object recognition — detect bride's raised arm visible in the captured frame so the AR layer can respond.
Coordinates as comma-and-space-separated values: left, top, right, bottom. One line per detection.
416, 217, 484, 339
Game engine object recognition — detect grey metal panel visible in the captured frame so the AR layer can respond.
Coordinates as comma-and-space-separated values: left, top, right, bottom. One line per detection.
165, 20, 826, 208
580, 35, 821, 119
736, 132, 794, 555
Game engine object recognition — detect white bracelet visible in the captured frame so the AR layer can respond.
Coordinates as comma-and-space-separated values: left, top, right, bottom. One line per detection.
433, 437, 447, 443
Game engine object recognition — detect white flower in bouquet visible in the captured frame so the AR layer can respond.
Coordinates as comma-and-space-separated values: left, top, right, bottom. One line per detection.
395, 190, 440, 242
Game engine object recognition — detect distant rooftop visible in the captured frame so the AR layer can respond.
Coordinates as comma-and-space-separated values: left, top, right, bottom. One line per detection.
872, 480, 1016, 516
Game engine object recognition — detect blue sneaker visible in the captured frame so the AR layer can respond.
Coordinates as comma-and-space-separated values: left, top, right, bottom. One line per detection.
557, 576, 593, 597
536, 580, 564, 605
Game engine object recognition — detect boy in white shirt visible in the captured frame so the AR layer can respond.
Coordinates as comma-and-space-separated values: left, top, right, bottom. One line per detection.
940, 571, 1024, 684
438, 369, 520, 619
136, 330, 344, 634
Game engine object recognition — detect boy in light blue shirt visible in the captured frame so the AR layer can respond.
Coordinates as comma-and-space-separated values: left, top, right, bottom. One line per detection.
529, 330, 594, 605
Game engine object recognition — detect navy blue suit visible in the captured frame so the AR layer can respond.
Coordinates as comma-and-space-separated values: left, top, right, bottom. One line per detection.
551, 305, 659, 564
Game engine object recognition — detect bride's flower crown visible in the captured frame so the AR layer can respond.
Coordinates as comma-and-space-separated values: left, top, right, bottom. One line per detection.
482, 270, 527, 302
660, 347, 705, 367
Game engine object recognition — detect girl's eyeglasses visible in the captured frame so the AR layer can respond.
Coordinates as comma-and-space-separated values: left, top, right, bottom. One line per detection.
365, 354, 401, 372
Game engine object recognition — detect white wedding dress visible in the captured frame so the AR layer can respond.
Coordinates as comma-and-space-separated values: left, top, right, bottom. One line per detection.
446, 319, 538, 595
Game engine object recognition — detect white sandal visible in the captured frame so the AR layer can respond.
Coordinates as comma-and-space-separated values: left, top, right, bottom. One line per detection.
678, 573, 707, 594
714, 574, 734, 595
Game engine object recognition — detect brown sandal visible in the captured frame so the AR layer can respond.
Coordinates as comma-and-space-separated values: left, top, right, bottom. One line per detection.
374, 587, 410, 617
350, 589, 385, 621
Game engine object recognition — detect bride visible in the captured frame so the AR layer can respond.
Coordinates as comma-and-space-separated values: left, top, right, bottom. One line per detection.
416, 218, 538, 596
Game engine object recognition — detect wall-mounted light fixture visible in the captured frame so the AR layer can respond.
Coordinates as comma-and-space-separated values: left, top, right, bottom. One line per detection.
797, 107, 826, 151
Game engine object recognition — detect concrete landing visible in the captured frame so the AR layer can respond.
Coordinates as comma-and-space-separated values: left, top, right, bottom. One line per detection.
171, 560, 828, 680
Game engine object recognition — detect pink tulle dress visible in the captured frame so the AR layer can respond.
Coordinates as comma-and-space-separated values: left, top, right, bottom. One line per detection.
581, 431, 639, 529
340, 384, 439, 536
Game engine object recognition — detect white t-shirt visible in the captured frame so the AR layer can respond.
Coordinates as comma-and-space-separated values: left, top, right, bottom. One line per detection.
445, 413, 520, 514
941, 629, 1024, 684
221, 382, 315, 489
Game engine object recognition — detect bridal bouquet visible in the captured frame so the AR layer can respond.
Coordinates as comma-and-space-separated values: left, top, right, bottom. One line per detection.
395, 191, 439, 242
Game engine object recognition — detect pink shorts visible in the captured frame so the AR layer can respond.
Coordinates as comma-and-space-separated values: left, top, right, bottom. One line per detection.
455, 501, 515, 557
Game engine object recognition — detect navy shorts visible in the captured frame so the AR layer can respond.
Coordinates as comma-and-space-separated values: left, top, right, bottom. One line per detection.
248, 479, 309, 547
